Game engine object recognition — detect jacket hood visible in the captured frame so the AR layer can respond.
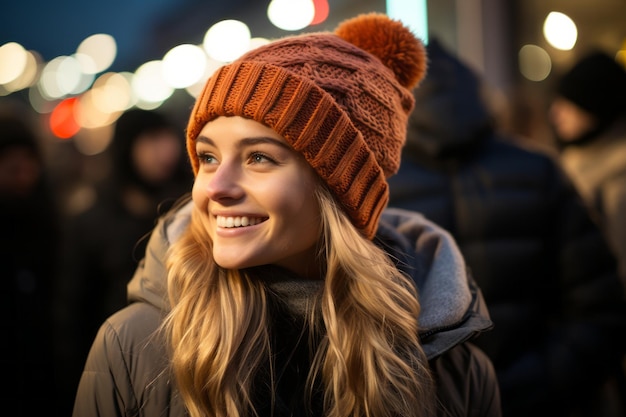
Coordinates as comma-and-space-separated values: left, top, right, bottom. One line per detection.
405, 39, 492, 159
127, 201, 492, 359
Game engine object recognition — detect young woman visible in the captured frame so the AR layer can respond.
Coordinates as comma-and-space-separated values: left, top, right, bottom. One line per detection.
72, 13, 501, 417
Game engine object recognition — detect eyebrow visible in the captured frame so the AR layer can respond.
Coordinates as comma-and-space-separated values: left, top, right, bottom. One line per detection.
196, 135, 292, 151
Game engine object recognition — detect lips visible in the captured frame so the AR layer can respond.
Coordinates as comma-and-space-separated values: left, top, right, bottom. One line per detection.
216, 215, 267, 228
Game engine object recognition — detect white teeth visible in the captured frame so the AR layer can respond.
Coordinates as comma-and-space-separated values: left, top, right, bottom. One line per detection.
217, 216, 263, 228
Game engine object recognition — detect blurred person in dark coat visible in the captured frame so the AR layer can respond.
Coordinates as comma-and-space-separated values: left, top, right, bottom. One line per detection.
550, 50, 626, 284
55, 108, 193, 415
388, 39, 626, 417
0, 104, 61, 416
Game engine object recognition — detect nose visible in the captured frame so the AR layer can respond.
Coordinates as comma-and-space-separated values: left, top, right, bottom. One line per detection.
203, 161, 245, 202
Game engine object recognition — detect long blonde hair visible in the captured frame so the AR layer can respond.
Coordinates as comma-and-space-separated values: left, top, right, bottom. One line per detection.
165, 186, 435, 417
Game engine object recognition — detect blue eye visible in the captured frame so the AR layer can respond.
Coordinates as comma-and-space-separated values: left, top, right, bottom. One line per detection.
249, 152, 275, 164
197, 152, 217, 165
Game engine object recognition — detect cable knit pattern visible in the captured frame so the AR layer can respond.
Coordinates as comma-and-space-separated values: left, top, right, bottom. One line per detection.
186, 13, 427, 239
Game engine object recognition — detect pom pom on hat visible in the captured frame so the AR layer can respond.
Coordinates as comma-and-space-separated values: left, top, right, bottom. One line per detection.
187, 13, 427, 239
335, 13, 427, 90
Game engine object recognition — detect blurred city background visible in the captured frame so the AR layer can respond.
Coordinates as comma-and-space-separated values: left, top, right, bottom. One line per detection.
1, 0, 625, 213
3, 2, 626, 415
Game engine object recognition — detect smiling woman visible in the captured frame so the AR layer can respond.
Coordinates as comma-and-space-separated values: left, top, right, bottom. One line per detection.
72, 13, 502, 417
192, 116, 321, 275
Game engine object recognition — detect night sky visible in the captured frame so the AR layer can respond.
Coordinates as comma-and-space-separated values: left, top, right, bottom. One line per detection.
0, 0, 200, 70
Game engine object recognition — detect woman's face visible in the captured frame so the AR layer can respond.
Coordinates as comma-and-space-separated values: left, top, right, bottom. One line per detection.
192, 116, 321, 278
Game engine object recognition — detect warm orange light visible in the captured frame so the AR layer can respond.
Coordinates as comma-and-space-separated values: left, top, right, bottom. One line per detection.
311, 0, 329, 25
50, 97, 80, 139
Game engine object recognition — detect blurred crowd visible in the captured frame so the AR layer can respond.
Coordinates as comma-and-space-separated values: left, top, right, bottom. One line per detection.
388, 39, 626, 417
1, 101, 193, 416
2, 38, 626, 417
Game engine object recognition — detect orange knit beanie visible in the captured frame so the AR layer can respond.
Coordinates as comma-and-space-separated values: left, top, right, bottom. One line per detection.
187, 13, 427, 239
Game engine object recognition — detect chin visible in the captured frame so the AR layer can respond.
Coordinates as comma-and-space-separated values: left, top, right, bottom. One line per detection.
213, 255, 256, 271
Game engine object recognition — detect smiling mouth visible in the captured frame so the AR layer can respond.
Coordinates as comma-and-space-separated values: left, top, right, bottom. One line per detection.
216, 215, 267, 228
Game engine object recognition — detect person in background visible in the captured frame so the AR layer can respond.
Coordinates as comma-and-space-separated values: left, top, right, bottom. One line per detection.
549, 50, 626, 283
0, 103, 61, 416
388, 39, 626, 417
72, 14, 501, 417
55, 108, 193, 416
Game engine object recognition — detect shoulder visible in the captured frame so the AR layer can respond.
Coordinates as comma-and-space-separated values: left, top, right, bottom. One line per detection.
104, 302, 164, 341
74, 302, 182, 416
83, 302, 168, 383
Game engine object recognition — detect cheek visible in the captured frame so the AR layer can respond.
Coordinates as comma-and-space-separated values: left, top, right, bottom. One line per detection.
278, 177, 319, 227
191, 176, 208, 207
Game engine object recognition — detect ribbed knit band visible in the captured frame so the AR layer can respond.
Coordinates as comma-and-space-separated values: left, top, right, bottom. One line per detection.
187, 61, 388, 239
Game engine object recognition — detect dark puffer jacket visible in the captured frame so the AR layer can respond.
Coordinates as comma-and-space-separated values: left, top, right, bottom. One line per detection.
388, 39, 626, 417
72, 202, 501, 416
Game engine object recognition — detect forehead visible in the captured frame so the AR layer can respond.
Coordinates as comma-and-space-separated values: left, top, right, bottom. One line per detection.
199, 116, 284, 140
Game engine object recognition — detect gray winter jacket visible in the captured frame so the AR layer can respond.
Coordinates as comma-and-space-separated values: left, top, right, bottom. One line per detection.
72, 202, 501, 416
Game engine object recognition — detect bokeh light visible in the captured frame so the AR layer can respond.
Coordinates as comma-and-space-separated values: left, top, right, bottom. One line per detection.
56, 56, 83, 94
39, 57, 67, 99
2, 50, 41, 93
184, 56, 224, 98
90, 72, 134, 114
50, 97, 81, 138
543, 12, 577, 51
162, 44, 207, 88
132, 60, 173, 104
75, 71, 131, 131
75, 89, 119, 129
76, 34, 117, 74
519, 44, 552, 81
203, 20, 251, 62
28, 85, 56, 114
39, 55, 95, 98
73, 53, 98, 76
0, 42, 29, 85
58, 55, 95, 95
387, 0, 429, 43
267, 0, 315, 31
311, 0, 329, 25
